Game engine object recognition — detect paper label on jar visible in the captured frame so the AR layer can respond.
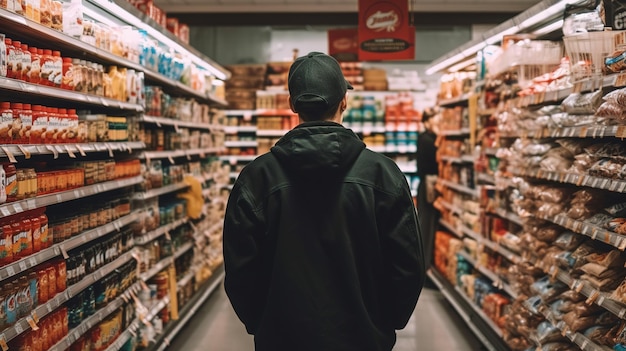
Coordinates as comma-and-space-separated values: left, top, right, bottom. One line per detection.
41, 58, 55, 84
7, 47, 21, 78
0, 36, 6, 77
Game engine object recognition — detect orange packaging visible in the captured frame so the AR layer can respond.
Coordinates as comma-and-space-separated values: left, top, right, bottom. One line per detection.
178, 24, 190, 44
37, 268, 48, 304
46, 264, 56, 299
0, 219, 13, 265
56, 259, 66, 291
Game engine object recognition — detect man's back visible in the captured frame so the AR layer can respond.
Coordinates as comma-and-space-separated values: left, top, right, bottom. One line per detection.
223, 121, 424, 351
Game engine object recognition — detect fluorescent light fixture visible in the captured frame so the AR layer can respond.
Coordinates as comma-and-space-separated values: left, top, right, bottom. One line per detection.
484, 26, 520, 45
88, 0, 229, 81
425, 0, 587, 75
448, 57, 476, 73
532, 19, 564, 36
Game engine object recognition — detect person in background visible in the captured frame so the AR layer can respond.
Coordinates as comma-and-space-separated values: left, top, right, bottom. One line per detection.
416, 107, 440, 275
223, 51, 425, 351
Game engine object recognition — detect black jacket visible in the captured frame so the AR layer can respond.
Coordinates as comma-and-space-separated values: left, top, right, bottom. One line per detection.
223, 121, 425, 351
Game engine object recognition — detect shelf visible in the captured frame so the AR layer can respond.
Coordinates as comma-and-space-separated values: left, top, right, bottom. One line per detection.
397, 164, 417, 174
547, 266, 626, 321
493, 208, 524, 227
223, 126, 258, 134
140, 116, 223, 132
439, 128, 471, 137
219, 155, 258, 163
439, 219, 463, 238
457, 251, 517, 299
103, 296, 170, 351
141, 70, 227, 107
222, 110, 257, 116
0, 212, 139, 282
440, 155, 474, 164
141, 147, 225, 161
0, 142, 146, 160
48, 282, 143, 351
152, 265, 225, 351
224, 140, 258, 148
0, 250, 134, 344
476, 173, 495, 184
255, 109, 297, 117
0, 76, 143, 112
483, 147, 499, 156
438, 93, 471, 107
538, 213, 626, 251
256, 130, 289, 137
427, 269, 502, 351
367, 145, 417, 154
229, 172, 240, 179
528, 296, 610, 351
135, 217, 189, 246
348, 125, 387, 134
438, 200, 463, 215
132, 182, 189, 201
510, 167, 626, 194
0, 175, 142, 218
503, 124, 626, 140
515, 73, 625, 109
438, 179, 479, 198
177, 268, 197, 288
140, 242, 194, 282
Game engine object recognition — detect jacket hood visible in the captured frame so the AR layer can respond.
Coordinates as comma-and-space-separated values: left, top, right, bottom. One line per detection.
271, 121, 365, 181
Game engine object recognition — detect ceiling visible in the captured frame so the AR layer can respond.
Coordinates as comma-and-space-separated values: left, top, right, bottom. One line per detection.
154, 0, 543, 14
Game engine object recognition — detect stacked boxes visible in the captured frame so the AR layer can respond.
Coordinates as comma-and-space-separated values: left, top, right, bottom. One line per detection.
363, 68, 388, 91
225, 64, 267, 110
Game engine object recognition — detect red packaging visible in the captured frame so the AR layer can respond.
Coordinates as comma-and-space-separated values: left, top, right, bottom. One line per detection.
56, 259, 66, 292
0, 219, 12, 265
0, 102, 13, 144
178, 24, 190, 44
21, 44, 31, 82
29, 47, 40, 85
30, 105, 48, 144
9, 41, 22, 81
46, 264, 56, 299
166, 17, 179, 36
40, 49, 54, 87
37, 268, 49, 304
5, 38, 15, 79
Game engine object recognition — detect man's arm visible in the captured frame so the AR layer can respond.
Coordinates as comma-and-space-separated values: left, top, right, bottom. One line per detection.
381, 181, 426, 329
223, 181, 266, 334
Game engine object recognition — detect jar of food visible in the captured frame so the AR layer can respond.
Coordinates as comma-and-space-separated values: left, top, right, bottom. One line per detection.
38, 208, 49, 249
4, 38, 14, 79
0, 220, 12, 265
30, 104, 46, 144
20, 43, 30, 82
40, 49, 54, 86
10, 102, 24, 144
20, 104, 33, 145
16, 168, 27, 200
61, 57, 73, 90
9, 40, 22, 81
51, 50, 62, 87
3, 163, 17, 202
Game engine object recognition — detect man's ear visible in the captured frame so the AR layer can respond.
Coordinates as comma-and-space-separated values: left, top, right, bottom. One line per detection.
289, 97, 297, 113
340, 95, 348, 112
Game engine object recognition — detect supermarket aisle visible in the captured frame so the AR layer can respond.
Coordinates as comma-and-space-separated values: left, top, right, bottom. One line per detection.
168, 279, 485, 351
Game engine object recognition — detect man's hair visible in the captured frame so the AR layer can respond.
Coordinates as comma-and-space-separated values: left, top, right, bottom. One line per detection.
422, 107, 437, 124
296, 99, 342, 122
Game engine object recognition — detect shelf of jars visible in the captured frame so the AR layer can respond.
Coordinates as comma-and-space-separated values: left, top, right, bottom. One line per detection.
139, 116, 223, 132
0, 142, 146, 162
47, 281, 143, 351
0, 175, 143, 218
0, 250, 135, 344
0, 76, 144, 112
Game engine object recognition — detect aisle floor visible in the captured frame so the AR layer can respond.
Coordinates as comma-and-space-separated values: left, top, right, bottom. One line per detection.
168, 279, 486, 351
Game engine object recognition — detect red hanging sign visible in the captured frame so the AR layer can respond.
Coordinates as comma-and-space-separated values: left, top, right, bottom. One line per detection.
358, 0, 415, 61
328, 28, 359, 62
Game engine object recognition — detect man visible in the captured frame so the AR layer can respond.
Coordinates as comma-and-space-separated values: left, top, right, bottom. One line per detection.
416, 107, 439, 270
223, 51, 425, 351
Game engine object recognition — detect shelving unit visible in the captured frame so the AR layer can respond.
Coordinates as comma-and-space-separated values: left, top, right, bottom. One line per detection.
0, 0, 230, 349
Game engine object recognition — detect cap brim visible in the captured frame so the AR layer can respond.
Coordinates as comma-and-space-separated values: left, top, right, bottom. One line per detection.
346, 80, 353, 90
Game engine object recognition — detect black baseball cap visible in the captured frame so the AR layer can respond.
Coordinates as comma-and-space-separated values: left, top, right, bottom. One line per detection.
288, 52, 353, 112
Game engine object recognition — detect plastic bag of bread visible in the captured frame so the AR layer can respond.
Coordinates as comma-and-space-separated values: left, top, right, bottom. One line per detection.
561, 90, 603, 115
589, 158, 626, 179
555, 251, 576, 269
582, 272, 626, 291
582, 325, 614, 346
536, 320, 567, 344
540, 342, 578, 351
535, 225, 563, 242
609, 279, 626, 304
603, 87, 626, 106
586, 248, 625, 267
573, 301, 605, 316
560, 289, 587, 303
569, 153, 599, 174
554, 232, 587, 251
537, 186, 574, 203
563, 311, 599, 332
540, 148, 574, 172
567, 203, 597, 220
556, 139, 595, 155
595, 101, 626, 122
585, 142, 626, 160
537, 202, 565, 218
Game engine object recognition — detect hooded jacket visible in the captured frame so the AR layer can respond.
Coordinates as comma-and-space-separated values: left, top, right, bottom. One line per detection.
223, 121, 425, 351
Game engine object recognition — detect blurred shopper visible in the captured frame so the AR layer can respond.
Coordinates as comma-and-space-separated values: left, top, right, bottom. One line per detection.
416, 107, 439, 271
223, 52, 425, 351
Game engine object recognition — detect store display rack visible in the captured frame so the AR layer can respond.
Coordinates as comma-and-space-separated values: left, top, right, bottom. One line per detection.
140, 242, 194, 282
501, 124, 626, 140
509, 168, 626, 194
224, 126, 258, 134
427, 269, 507, 351
131, 182, 190, 201
0, 175, 143, 218
0, 250, 135, 344
150, 265, 225, 351
0, 211, 139, 282
141, 148, 225, 163
140, 116, 224, 133
438, 179, 480, 198
456, 251, 518, 299
48, 282, 144, 351
135, 217, 190, 246
536, 213, 626, 251
0, 142, 146, 160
